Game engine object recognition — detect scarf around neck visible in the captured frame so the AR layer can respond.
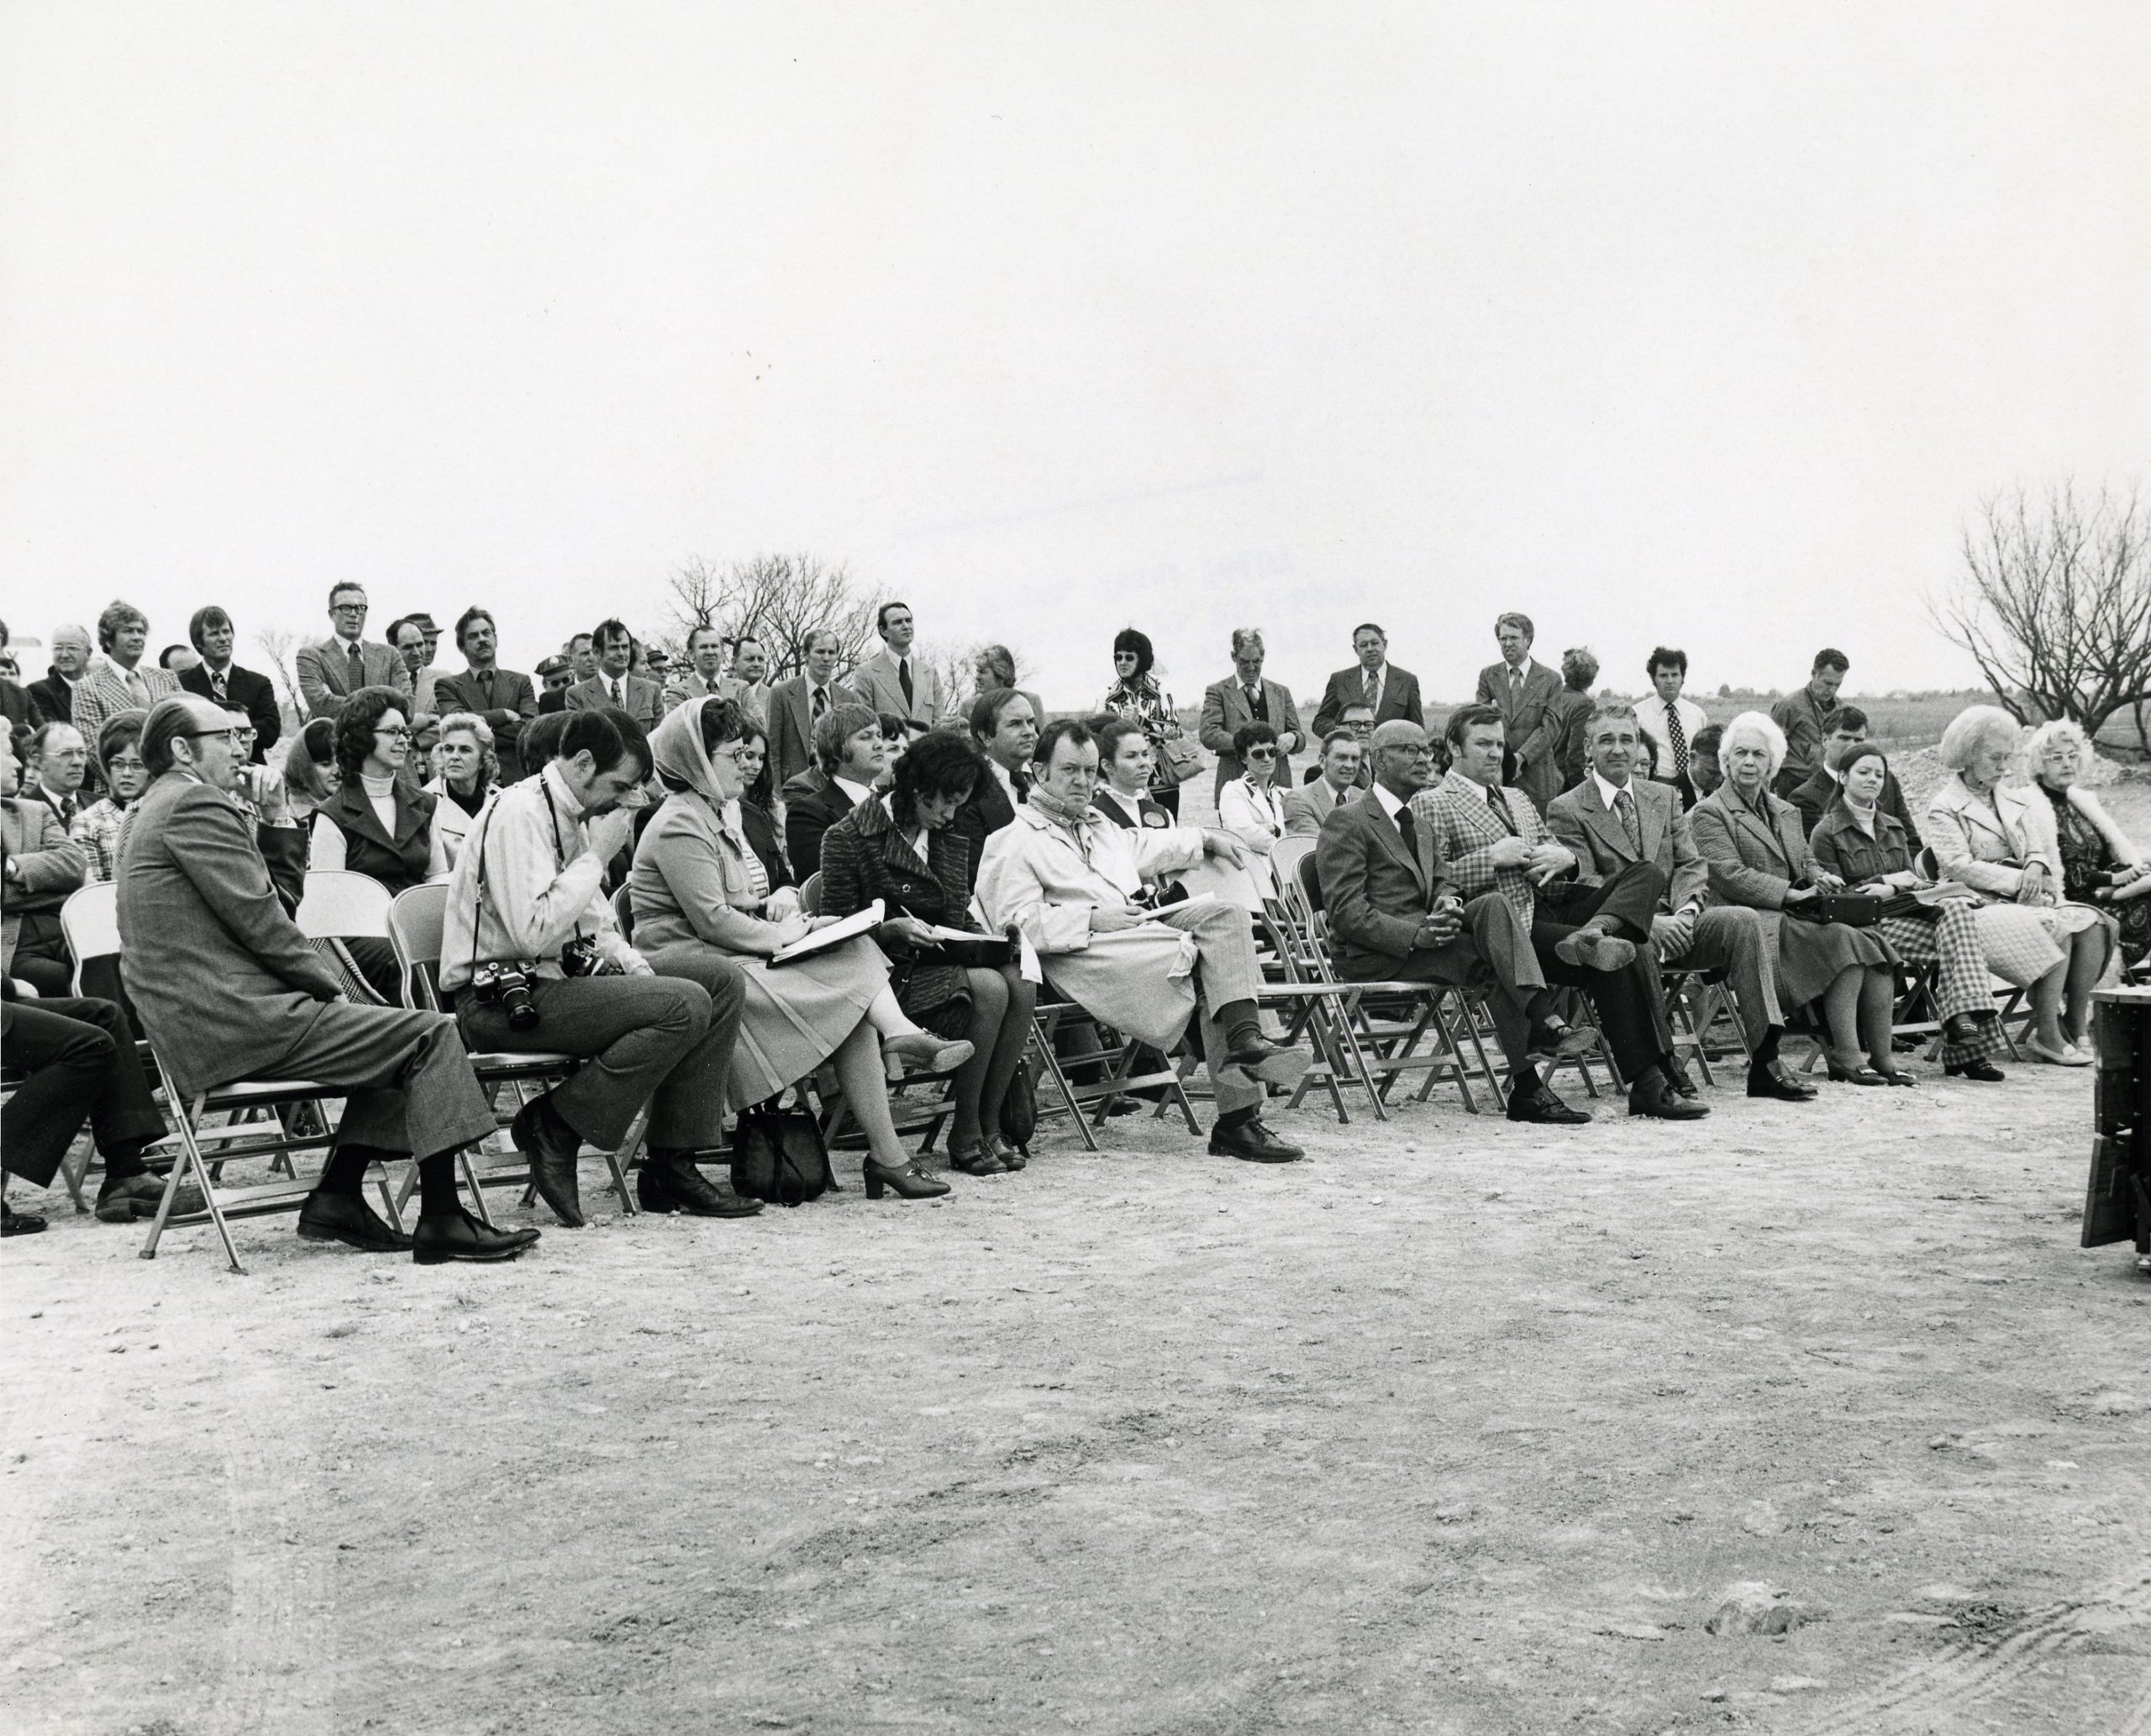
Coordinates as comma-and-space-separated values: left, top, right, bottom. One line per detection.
1025, 779, 1093, 832
649, 694, 751, 844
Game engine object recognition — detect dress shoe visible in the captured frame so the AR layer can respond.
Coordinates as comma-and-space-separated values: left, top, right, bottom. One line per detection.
412, 1208, 540, 1265
1746, 1059, 1817, 1102
1662, 1058, 1701, 1099
1628, 1068, 1710, 1120
637, 1154, 765, 1218
1824, 1057, 1889, 1086
882, 1033, 976, 1077
2028, 1037, 2092, 1067
1554, 928, 1637, 972
510, 1093, 586, 1228
297, 1191, 414, 1252
1207, 1113, 1304, 1162
944, 1139, 1007, 1177
95, 1171, 206, 1223
1526, 1018, 1600, 1063
1223, 1035, 1313, 1090
991, 1139, 1028, 1172
2, 1201, 47, 1236
1944, 1059, 2006, 1083
1507, 1082, 1591, 1125
862, 1157, 951, 1200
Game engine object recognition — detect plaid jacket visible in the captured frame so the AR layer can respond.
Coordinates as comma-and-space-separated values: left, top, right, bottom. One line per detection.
1409, 769, 1548, 928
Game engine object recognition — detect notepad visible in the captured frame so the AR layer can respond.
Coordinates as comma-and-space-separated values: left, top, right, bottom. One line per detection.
769, 900, 884, 965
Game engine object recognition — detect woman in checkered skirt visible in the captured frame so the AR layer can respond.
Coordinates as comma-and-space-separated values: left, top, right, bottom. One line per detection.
1809, 743, 2024, 1082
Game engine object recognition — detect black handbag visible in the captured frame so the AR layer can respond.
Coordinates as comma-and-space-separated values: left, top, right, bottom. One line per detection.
728, 1097, 834, 1206
1784, 891, 1880, 927
999, 1057, 1039, 1152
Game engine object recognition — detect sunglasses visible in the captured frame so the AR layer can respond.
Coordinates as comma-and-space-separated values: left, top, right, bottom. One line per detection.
1245, 747, 1279, 760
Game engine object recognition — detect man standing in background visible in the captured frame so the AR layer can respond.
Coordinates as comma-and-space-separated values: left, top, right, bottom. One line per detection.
850, 602, 941, 727
1475, 611, 1563, 815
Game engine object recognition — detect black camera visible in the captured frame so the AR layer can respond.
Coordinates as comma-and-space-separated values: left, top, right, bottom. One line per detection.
560, 936, 602, 978
471, 961, 539, 1032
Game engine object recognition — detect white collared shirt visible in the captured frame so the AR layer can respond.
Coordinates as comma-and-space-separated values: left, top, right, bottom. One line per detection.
1591, 770, 1633, 811
833, 774, 876, 808
1371, 781, 1410, 824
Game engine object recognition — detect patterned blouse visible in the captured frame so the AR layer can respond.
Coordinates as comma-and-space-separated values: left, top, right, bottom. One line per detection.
1100, 676, 1183, 793
69, 797, 129, 884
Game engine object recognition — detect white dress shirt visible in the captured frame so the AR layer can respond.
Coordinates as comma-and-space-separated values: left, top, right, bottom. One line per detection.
1633, 692, 1708, 781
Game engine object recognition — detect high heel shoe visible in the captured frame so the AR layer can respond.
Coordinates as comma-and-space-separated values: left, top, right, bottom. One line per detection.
945, 1139, 1006, 1177
882, 1033, 976, 1078
862, 1157, 952, 1200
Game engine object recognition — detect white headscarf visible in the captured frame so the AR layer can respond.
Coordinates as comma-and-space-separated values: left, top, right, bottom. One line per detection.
647, 696, 755, 902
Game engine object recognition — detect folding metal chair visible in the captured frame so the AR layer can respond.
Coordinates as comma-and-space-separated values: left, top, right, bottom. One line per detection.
55, 882, 135, 1210
385, 883, 643, 1221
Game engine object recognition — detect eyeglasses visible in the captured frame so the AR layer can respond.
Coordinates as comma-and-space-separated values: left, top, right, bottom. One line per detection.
374, 725, 413, 742
330, 602, 369, 615
183, 728, 242, 745
1245, 746, 1278, 760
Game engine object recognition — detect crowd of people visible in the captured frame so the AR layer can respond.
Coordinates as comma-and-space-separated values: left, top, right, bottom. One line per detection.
4, 592, 2143, 1261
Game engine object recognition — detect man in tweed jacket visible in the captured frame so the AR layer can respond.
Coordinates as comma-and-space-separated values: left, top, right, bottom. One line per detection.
1412, 704, 1704, 1119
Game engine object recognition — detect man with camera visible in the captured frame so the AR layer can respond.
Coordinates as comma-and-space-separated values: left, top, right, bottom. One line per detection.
441, 707, 752, 1225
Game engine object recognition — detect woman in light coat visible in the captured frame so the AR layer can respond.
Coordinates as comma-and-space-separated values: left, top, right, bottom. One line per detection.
1216, 721, 1290, 892
1926, 706, 2112, 1062
1691, 712, 1905, 1084
423, 712, 497, 869
2026, 718, 2148, 973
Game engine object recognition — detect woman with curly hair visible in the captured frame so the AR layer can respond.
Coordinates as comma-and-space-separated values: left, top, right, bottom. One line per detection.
2025, 718, 2151, 973
1099, 626, 1188, 818
424, 711, 497, 869
308, 684, 447, 892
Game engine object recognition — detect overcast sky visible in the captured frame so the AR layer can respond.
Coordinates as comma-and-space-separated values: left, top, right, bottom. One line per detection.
3, 3, 2146, 708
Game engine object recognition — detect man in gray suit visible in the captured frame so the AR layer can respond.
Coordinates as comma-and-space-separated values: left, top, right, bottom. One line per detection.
1284, 729, 1365, 837
1200, 627, 1303, 797
849, 601, 941, 726
1315, 720, 1598, 1124
767, 628, 861, 792
118, 695, 537, 1262
562, 618, 664, 731
296, 583, 410, 721
1544, 701, 1812, 1102
433, 606, 539, 782
1475, 611, 1565, 816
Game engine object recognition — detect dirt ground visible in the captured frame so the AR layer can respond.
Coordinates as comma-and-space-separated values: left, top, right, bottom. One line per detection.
5, 1047, 2148, 1736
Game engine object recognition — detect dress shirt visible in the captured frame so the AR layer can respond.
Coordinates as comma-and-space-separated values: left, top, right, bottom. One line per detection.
833, 774, 876, 809
1371, 781, 1409, 825
1359, 664, 1388, 711
1633, 693, 1707, 780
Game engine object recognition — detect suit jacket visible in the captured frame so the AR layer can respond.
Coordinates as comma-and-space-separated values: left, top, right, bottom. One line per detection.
1545, 775, 1707, 913
1284, 776, 1358, 838
1475, 660, 1565, 814
849, 650, 942, 728
1, 680, 31, 734
1095, 786, 1172, 829
1545, 688, 1595, 797
781, 767, 858, 881
563, 673, 664, 734
766, 676, 862, 792
432, 666, 539, 781
1314, 787, 1454, 969
296, 636, 409, 719
1200, 676, 1302, 797
115, 770, 345, 1095
178, 661, 281, 761
1311, 664, 1424, 736
27, 669, 74, 727
1412, 768, 1554, 929
71, 665, 182, 747
1788, 763, 1921, 851
950, 761, 1022, 885
2, 796, 87, 972
1689, 785, 1817, 909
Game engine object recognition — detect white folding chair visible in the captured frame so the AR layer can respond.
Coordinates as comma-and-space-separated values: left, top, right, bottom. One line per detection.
54, 882, 133, 1209
386, 883, 643, 1219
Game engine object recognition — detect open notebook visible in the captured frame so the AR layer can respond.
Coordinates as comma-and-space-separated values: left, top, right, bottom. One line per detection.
769, 899, 884, 965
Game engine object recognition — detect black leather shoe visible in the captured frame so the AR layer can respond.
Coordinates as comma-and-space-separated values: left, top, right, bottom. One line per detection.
863, 1158, 951, 1200
297, 1191, 414, 1252
1944, 1059, 2006, 1083
1662, 1058, 1701, 1099
1628, 1068, 1711, 1120
2, 1201, 47, 1236
511, 1094, 586, 1228
1207, 1114, 1304, 1162
1507, 1082, 1591, 1124
638, 1154, 765, 1218
1223, 1036, 1313, 1090
1747, 1059, 1817, 1102
1553, 928, 1637, 972
1527, 1018, 1601, 1063
413, 1208, 540, 1264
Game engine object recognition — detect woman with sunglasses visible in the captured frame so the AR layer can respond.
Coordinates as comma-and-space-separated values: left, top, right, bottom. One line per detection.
1216, 721, 1290, 890
1099, 625, 1186, 818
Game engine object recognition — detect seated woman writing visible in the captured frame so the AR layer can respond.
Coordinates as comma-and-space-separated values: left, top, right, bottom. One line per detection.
1808, 742, 2017, 1081
630, 697, 975, 1201
2027, 718, 2150, 975
1691, 712, 1906, 1085
818, 729, 1039, 1177
1926, 705, 2114, 1063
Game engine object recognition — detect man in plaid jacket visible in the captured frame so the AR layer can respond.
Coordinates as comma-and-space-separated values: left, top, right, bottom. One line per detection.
1412, 704, 1707, 1121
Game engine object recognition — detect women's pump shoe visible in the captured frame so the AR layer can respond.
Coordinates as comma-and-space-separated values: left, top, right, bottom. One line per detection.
863, 1158, 951, 1200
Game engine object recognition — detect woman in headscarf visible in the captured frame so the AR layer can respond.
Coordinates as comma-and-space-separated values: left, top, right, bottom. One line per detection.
631, 697, 975, 1201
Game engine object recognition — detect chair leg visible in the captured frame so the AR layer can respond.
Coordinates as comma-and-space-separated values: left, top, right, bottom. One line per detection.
1028, 1017, 1100, 1154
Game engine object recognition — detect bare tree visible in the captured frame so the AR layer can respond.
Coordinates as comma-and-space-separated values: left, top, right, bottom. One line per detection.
255, 627, 307, 729
1929, 482, 2151, 746
659, 553, 876, 680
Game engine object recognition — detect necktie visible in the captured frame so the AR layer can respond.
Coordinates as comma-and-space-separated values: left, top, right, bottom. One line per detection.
347, 643, 365, 691
1486, 783, 1515, 835
1012, 765, 1031, 799
1507, 665, 1523, 701
125, 669, 150, 706
1395, 802, 1423, 879
1615, 787, 1643, 855
209, 667, 228, 702
1364, 667, 1378, 705
898, 658, 913, 710
1245, 684, 1265, 721
811, 686, 828, 723
1665, 705, 1689, 777
612, 677, 625, 707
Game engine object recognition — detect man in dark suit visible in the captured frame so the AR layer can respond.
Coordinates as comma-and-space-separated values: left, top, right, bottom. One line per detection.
562, 617, 664, 733
1475, 611, 1565, 816
782, 702, 881, 879
1544, 701, 1812, 1102
296, 583, 409, 720
766, 628, 862, 793
1416, 706, 1705, 1119
1314, 719, 1598, 1125
28, 623, 91, 728
432, 606, 539, 782
1312, 622, 1424, 737
1200, 627, 1303, 797
1784, 704, 1921, 847
177, 606, 281, 763
117, 695, 534, 1262
950, 687, 1035, 881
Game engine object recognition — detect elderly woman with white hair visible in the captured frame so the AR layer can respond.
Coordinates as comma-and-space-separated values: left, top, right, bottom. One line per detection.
2026, 718, 2151, 971
423, 710, 500, 869
1927, 706, 2116, 1061
1692, 711, 1907, 1085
